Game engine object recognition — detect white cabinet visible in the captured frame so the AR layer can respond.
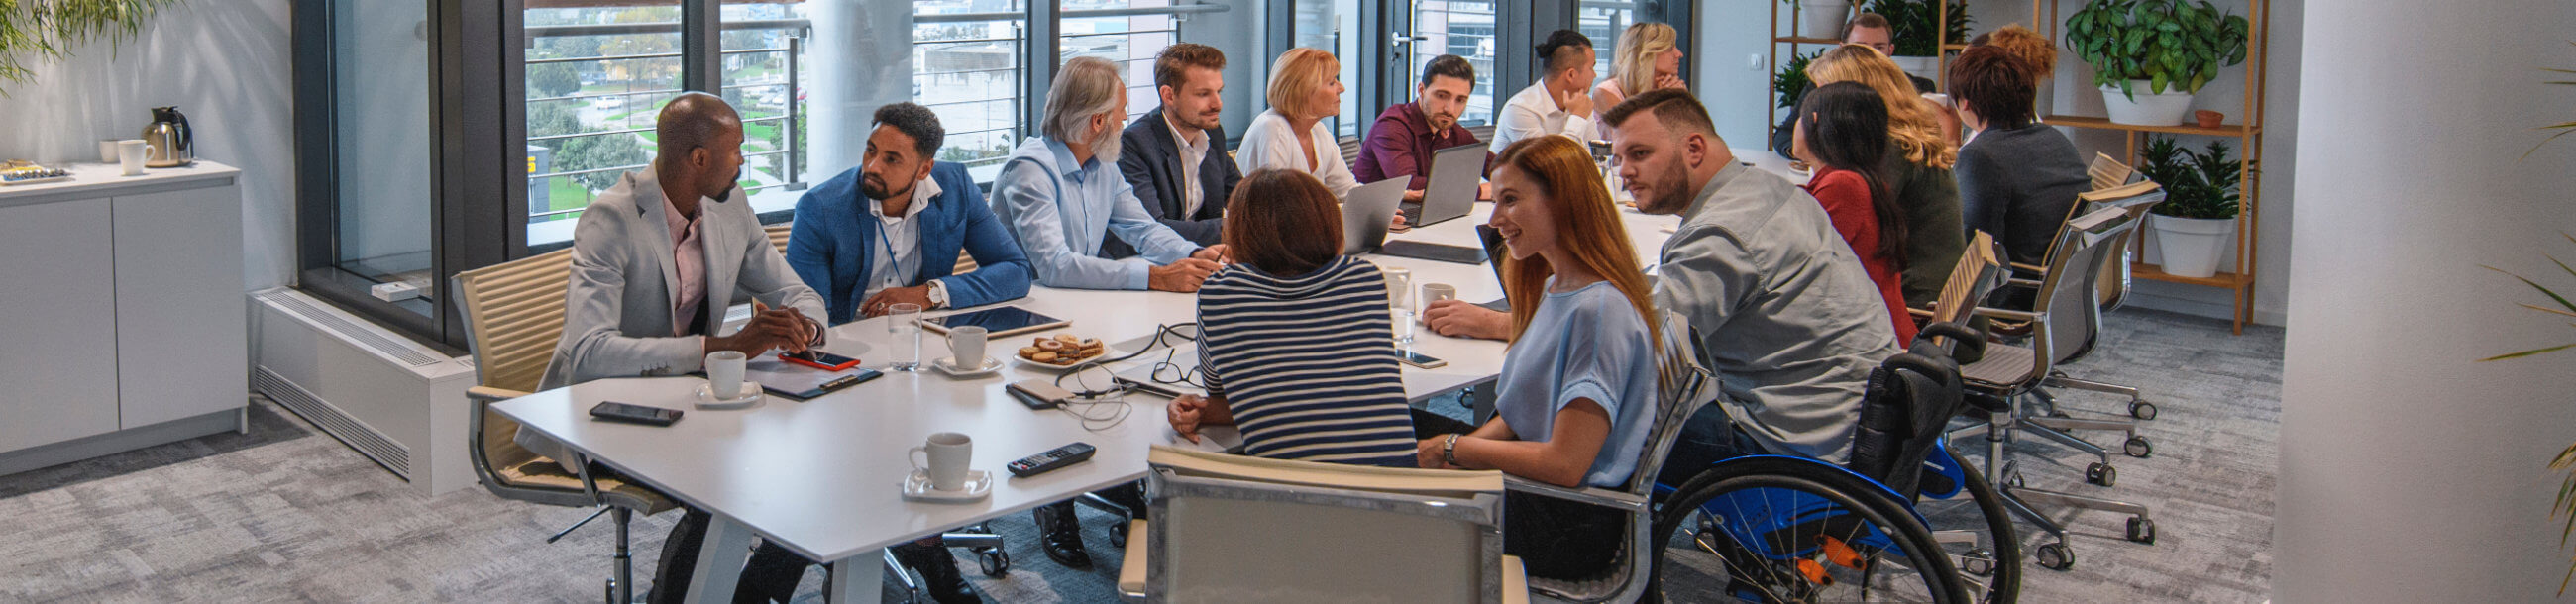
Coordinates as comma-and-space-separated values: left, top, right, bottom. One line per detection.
0, 198, 123, 452
113, 187, 249, 428
0, 161, 245, 470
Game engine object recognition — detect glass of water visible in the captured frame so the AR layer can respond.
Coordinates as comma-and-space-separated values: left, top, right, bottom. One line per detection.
1383, 267, 1415, 346
886, 303, 923, 371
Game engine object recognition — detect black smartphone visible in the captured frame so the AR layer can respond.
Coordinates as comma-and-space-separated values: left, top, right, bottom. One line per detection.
1399, 350, 1448, 369
590, 401, 682, 426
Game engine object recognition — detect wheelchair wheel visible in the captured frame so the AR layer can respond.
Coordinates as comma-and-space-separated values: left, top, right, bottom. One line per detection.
1652, 456, 1972, 603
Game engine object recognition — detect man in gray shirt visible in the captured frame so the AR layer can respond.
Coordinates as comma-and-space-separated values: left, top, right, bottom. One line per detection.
1429, 88, 1898, 467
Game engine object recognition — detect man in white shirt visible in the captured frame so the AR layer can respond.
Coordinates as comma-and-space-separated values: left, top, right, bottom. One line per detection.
1489, 30, 1601, 154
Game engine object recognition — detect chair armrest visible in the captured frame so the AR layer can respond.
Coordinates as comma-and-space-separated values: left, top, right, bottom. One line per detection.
468, 385, 532, 402
2009, 261, 2047, 275
1118, 520, 1150, 601
1972, 307, 2040, 323
2006, 278, 2043, 288
1906, 306, 1935, 320
1504, 476, 1649, 513
1500, 554, 1529, 604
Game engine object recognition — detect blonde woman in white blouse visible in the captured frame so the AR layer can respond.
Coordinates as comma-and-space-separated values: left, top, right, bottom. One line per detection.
1240, 48, 1406, 230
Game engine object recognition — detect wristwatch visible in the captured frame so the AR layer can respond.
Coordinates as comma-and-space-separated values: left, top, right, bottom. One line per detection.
926, 280, 951, 309
1442, 434, 1461, 467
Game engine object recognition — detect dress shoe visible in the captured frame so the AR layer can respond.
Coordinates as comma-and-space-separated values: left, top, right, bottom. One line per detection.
892, 542, 981, 604
1030, 503, 1093, 568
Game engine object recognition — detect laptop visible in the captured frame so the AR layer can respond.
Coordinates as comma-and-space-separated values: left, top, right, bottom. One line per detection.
1340, 178, 1411, 254
1473, 224, 1511, 312
1399, 143, 1486, 228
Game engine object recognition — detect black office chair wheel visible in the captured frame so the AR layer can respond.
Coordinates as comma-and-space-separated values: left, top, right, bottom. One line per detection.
2004, 468, 2027, 490
2124, 436, 2154, 458
976, 547, 1010, 576
1109, 517, 1129, 548
2034, 542, 2075, 571
1960, 548, 1997, 576
2129, 400, 2159, 420
2085, 462, 2116, 487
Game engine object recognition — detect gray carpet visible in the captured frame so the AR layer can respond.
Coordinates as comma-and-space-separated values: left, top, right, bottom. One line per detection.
0, 307, 2277, 603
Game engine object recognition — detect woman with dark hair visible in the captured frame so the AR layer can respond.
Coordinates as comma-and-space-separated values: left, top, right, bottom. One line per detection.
1949, 46, 2089, 266
1793, 81, 1916, 344
1410, 136, 1664, 580
1165, 169, 1420, 467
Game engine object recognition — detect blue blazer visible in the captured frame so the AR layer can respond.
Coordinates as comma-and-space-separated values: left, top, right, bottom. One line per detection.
787, 161, 1034, 325
1109, 107, 1240, 258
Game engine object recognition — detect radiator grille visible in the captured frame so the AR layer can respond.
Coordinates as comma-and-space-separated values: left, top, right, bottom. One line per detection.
252, 367, 412, 478
253, 290, 442, 367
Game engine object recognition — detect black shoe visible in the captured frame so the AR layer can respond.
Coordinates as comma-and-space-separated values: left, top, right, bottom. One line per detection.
1030, 503, 1093, 568
892, 542, 981, 604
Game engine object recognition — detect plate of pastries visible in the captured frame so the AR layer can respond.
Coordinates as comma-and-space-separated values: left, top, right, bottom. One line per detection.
1012, 334, 1114, 372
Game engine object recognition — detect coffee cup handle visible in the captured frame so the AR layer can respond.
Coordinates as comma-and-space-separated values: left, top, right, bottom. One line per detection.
908, 446, 928, 472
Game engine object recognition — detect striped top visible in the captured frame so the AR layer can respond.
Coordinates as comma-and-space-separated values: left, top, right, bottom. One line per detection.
1194, 256, 1419, 467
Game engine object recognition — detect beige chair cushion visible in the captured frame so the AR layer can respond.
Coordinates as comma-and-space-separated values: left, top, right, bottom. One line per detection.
1501, 555, 1529, 604
1118, 519, 1149, 598
496, 456, 680, 515
1961, 343, 2039, 386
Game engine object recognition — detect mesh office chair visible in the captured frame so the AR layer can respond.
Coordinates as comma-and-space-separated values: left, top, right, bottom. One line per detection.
452, 249, 677, 604
1955, 206, 2158, 572
1511, 312, 1714, 603
1122, 447, 1527, 603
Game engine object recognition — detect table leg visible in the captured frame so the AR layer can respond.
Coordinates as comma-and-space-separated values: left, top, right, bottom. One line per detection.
682, 515, 756, 604
829, 550, 887, 604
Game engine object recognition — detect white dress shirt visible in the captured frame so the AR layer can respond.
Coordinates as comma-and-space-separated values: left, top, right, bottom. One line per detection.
1490, 80, 1598, 154
1167, 113, 1212, 218
866, 175, 950, 307
1237, 108, 1359, 198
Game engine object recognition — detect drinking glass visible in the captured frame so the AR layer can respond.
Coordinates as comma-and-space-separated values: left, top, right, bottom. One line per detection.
1383, 267, 1415, 346
886, 303, 923, 371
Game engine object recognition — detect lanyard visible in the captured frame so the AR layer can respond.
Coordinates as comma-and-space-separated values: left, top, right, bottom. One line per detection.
869, 205, 913, 288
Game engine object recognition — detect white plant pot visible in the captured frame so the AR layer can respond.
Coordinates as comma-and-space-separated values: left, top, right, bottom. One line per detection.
2099, 81, 2196, 126
1797, 1, 1853, 39
1889, 55, 1940, 85
2149, 214, 2236, 278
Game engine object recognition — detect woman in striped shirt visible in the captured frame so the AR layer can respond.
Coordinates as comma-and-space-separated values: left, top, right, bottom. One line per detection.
1165, 169, 1420, 467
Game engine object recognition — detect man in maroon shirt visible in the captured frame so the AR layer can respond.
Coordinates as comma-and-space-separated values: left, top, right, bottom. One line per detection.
1353, 54, 1485, 204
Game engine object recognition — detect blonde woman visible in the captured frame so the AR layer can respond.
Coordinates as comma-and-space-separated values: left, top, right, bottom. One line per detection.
1807, 44, 1965, 307
1589, 22, 1687, 120
1237, 48, 1361, 199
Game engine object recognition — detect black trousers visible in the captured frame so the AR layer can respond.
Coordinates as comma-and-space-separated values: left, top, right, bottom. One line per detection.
1410, 408, 1626, 581
643, 507, 823, 604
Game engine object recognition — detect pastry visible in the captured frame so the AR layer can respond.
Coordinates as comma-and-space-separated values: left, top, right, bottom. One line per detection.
1037, 340, 1067, 352
1018, 347, 1041, 357
1032, 352, 1058, 363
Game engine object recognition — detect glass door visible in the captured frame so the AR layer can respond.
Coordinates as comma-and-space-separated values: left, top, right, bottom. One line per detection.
1406, 0, 1499, 126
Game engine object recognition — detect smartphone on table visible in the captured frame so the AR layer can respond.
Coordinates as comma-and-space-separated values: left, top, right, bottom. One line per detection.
1399, 350, 1448, 369
781, 350, 863, 371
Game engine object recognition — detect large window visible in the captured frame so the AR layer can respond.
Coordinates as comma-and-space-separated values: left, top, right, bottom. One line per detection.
1411, 0, 1500, 126
522, 4, 685, 248
1578, 1, 1637, 79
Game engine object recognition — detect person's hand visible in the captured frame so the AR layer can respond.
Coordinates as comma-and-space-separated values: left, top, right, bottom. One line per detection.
1148, 257, 1222, 293
1655, 73, 1687, 91
1168, 394, 1207, 443
1192, 245, 1231, 264
859, 285, 934, 318
709, 301, 808, 355
1422, 299, 1511, 341
1403, 188, 1426, 204
1556, 85, 1594, 120
1476, 181, 1492, 201
1416, 437, 1451, 469
1390, 213, 1410, 232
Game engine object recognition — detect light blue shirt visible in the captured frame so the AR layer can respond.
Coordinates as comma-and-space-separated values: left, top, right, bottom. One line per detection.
990, 137, 1203, 290
1494, 279, 1661, 489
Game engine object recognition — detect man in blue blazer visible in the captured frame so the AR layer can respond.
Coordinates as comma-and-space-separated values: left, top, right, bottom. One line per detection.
787, 102, 1033, 326
1108, 43, 1240, 259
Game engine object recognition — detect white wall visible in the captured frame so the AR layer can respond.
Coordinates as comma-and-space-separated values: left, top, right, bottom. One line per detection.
0, 0, 294, 292
2275, 1, 2576, 601
1694, 0, 1777, 149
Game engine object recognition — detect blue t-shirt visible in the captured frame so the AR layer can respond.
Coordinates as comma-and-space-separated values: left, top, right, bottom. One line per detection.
1494, 279, 1662, 488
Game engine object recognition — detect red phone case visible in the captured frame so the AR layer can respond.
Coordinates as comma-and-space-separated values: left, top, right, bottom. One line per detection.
780, 352, 863, 371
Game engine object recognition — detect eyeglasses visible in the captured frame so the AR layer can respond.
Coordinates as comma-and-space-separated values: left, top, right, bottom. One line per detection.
1865, 42, 1896, 54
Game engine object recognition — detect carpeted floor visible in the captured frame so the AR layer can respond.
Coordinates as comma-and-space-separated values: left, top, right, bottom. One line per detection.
0, 307, 2276, 603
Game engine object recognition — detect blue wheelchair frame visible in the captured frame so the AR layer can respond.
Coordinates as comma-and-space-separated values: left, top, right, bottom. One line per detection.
1652, 437, 1973, 565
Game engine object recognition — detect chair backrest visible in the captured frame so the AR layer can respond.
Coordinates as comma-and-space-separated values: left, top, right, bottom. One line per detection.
2087, 151, 2134, 192
1143, 446, 1510, 603
2028, 206, 2140, 369
2075, 181, 2166, 312
449, 248, 578, 468
1465, 124, 1498, 145
1928, 231, 2003, 328
1622, 311, 1719, 497
1337, 136, 1365, 164
1847, 236, 1997, 497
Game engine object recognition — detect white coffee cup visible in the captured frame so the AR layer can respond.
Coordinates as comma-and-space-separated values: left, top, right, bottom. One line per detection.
98, 140, 121, 164
1422, 283, 1458, 304
704, 351, 748, 399
946, 326, 989, 370
116, 140, 153, 176
911, 432, 974, 491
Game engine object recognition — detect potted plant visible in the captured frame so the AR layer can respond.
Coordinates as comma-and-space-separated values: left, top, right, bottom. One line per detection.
1794, 0, 1857, 40
1774, 50, 1821, 113
1865, 0, 1973, 83
2063, 0, 2250, 126
0, 0, 183, 91
2136, 136, 2241, 278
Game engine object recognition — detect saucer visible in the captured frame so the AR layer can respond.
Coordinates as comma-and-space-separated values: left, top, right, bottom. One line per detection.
902, 469, 994, 503
694, 382, 763, 409
932, 356, 1004, 378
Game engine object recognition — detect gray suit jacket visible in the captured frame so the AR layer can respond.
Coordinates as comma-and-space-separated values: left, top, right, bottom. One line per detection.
520, 167, 826, 466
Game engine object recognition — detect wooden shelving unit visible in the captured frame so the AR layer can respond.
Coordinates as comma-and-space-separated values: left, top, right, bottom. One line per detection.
2040, 0, 2271, 334
1765, 0, 2044, 150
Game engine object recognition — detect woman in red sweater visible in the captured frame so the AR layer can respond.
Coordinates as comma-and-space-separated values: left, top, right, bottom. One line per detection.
1791, 81, 1917, 344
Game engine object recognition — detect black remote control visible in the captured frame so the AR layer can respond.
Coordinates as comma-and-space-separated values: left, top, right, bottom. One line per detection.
1007, 442, 1097, 477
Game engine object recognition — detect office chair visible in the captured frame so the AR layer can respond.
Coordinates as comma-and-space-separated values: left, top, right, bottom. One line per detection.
1954, 206, 2158, 572
452, 249, 675, 604
1337, 135, 1365, 164
761, 224, 1014, 587
1120, 446, 1528, 603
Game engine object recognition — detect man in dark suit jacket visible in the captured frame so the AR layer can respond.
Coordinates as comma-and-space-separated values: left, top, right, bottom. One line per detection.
1110, 43, 1240, 259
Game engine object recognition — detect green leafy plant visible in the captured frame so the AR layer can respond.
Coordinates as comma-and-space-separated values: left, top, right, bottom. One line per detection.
1774, 50, 1821, 110
2476, 234, 2576, 593
2063, 0, 2248, 99
2136, 136, 2240, 220
1865, 0, 1973, 57
2536, 41, 2576, 156
0, 0, 185, 93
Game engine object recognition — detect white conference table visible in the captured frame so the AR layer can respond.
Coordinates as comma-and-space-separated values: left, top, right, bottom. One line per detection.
493, 149, 1792, 603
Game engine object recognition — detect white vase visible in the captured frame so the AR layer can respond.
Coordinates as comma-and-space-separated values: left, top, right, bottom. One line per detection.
1797, 1, 1852, 39
2099, 81, 2196, 126
2149, 214, 2236, 278
1889, 55, 1940, 85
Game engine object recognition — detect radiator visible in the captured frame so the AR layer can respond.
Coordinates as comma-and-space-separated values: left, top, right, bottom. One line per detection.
248, 288, 479, 495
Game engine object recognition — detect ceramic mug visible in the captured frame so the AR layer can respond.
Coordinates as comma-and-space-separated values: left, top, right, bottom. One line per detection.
910, 432, 973, 491
116, 140, 153, 176
946, 326, 989, 370
704, 351, 747, 399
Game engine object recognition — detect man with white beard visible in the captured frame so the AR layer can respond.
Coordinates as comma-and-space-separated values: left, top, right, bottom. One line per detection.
992, 55, 1227, 294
